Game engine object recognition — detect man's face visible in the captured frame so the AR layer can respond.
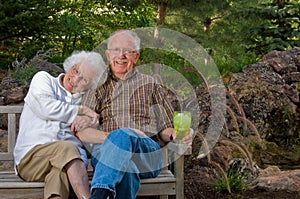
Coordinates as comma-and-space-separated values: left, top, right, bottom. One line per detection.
63, 64, 95, 93
105, 33, 140, 79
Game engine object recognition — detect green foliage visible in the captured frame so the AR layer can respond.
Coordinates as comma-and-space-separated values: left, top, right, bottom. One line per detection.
95, 1, 155, 29
9, 48, 59, 84
139, 48, 202, 87
214, 163, 247, 194
2, 0, 299, 76
243, 0, 300, 55
0, 0, 155, 69
0, 0, 67, 68
161, 0, 261, 74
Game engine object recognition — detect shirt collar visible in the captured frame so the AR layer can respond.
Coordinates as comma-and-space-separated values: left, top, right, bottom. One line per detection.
109, 68, 137, 82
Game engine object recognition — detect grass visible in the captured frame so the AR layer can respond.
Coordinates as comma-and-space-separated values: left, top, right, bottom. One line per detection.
214, 162, 247, 194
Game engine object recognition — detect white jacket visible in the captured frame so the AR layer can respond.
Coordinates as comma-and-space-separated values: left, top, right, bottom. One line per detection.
13, 71, 87, 173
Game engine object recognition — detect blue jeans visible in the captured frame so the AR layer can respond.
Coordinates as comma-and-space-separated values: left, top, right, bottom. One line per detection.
91, 128, 163, 199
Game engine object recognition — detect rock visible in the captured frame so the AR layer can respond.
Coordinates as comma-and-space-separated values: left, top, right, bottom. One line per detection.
250, 170, 300, 193
0, 129, 14, 170
0, 61, 63, 105
261, 50, 298, 74
242, 62, 285, 85
259, 165, 281, 176
281, 84, 299, 104
196, 144, 233, 170
282, 72, 300, 83
2, 86, 28, 105
225, 48, 300, 169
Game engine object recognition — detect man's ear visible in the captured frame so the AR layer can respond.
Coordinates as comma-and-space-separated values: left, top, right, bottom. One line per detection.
105, 50, 111, 62
134, 52, 140, 64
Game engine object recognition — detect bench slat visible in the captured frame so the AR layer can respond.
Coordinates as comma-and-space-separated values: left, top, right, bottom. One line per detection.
0, 106, 23, 113
0, 153, 13, 161
0, 189, 44, 199
0, 170, 176, 186
0, 182, 44, 188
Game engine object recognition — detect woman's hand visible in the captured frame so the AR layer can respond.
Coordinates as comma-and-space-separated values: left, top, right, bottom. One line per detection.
71, 115, 92, 132
78, 105, 99, 125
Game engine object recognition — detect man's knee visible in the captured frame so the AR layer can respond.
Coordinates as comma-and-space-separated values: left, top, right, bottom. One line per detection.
109, 128, 140, 139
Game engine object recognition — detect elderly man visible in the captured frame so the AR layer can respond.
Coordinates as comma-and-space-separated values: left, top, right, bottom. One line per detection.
78, 30, 193, 199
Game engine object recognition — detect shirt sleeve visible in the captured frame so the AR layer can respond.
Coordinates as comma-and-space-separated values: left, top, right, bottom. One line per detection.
82, 89, 97, 110
152, 82, 174, 131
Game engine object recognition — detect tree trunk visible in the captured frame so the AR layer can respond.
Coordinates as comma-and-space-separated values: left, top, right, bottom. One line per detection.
277, 0, 286, 28
156, 2, 167, 24
277, 0, 285, 9
152, 27, 163, 84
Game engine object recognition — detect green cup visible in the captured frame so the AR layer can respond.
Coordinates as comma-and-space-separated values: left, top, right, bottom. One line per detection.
173, 111, 192, 140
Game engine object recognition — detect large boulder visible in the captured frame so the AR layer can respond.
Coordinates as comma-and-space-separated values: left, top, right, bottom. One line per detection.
250, 169, 300, 194
226, 48, 300, 169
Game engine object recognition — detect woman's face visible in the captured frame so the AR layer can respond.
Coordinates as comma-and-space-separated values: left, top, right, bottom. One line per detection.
63, 64, 95, 93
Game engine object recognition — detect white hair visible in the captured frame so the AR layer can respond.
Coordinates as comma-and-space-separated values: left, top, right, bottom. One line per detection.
107, 29, 140, 51
63, 50, 107, 89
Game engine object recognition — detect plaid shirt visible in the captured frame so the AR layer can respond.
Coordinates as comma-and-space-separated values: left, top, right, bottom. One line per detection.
82, 68, 174, 139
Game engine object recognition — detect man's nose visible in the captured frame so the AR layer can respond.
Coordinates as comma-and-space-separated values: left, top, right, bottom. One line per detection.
117, 50, 127, 56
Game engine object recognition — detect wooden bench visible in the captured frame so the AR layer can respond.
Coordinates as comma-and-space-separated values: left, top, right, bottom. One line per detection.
0, 105, 192, 199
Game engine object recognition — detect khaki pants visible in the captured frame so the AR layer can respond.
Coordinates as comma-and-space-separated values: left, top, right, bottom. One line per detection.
17, 140, 82, 199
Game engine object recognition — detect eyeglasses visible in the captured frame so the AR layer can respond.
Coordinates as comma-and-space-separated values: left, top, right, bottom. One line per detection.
71, 65, 89, 86
108, 48, 136, 56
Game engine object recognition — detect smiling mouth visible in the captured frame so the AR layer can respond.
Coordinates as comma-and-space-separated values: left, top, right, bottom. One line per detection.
115, 59, 127, 65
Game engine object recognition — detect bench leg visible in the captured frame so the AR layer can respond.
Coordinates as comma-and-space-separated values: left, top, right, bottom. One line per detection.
175, 155, 184, 199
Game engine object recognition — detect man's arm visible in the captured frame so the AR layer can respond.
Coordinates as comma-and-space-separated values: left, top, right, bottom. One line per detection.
76, 128, 108, 144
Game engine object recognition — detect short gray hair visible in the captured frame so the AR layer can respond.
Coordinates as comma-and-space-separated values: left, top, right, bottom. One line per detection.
63, 50, 107, 89
107, 29, 140, 51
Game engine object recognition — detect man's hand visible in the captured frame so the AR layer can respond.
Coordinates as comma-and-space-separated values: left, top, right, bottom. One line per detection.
160, 128, 194, 146
159, 128, 176, 142
182, 128, 194, 146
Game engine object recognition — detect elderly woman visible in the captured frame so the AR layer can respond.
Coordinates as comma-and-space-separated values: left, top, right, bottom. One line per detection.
13, 51, 107, 199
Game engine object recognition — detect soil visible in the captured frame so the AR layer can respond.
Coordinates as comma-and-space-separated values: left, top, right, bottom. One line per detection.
0, 69, 7, 80
183, 171, 300, 199
178, 135, 300, 199
137, 138, 300, 199
139, 158, 300, 199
